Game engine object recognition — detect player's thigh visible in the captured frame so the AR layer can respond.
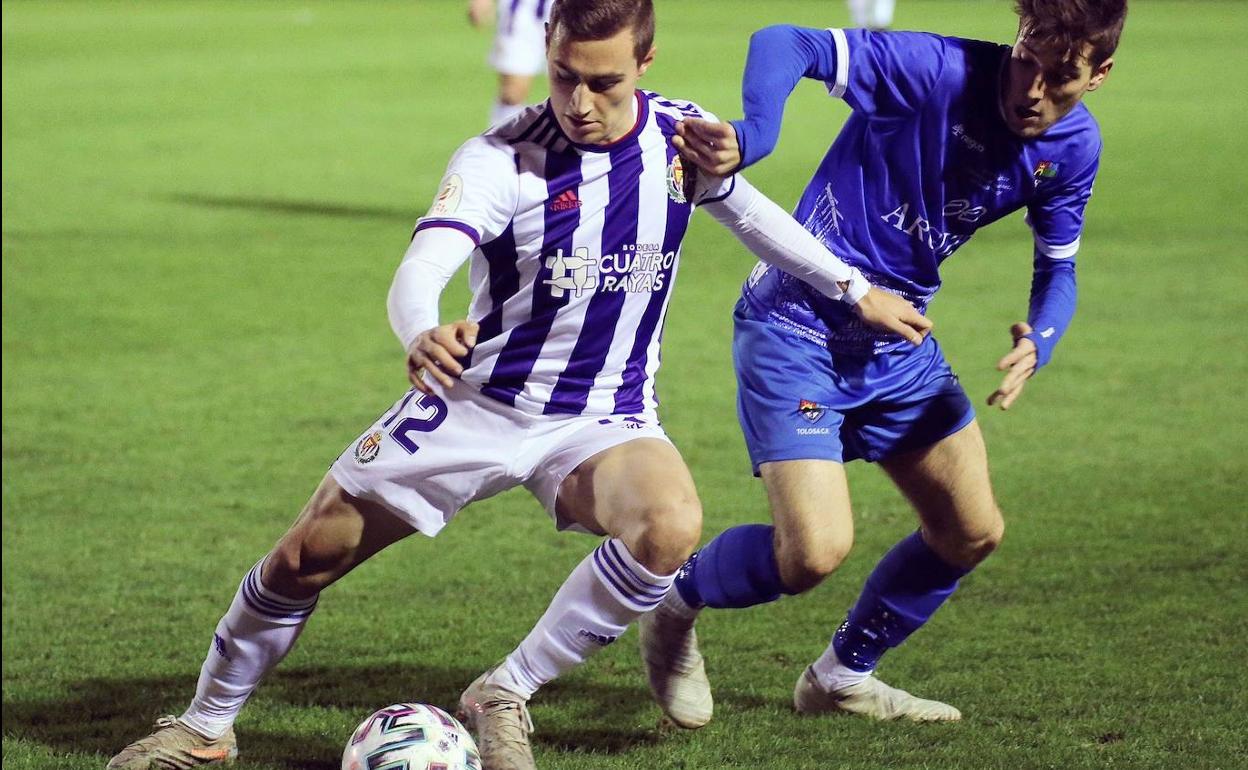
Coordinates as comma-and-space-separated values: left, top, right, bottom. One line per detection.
879, 418, 1004, 567
264, 473, 416, 599
556, 437, 701, 573
497, 73, 534, 104
759, 459, 854, 591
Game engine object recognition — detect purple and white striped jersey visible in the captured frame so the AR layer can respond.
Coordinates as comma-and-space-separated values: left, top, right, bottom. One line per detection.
499, 0, 552, 27
414, 91, 733, 417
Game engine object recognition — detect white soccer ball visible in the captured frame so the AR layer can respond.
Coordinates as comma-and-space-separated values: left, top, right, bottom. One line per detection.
342, 702, 481, 770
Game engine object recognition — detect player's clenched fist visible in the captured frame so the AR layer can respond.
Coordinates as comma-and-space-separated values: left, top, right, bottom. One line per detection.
407, 320, 479, 393
851, 288, 933, 346
674, 118, 741, 176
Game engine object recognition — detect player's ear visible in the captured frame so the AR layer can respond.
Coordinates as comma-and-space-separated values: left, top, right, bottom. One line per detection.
1086, 57, 1113, 91
636, 45, 656, 77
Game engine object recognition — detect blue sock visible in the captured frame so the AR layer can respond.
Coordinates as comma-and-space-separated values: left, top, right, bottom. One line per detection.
674, 524, 794, 609
832, 531, 970, 671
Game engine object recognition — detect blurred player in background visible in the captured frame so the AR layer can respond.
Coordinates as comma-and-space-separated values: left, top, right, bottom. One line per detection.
107, 0, 928, 767
847, 0, 895, 30
469, 0, 554, 125
641, 0, 1128, 726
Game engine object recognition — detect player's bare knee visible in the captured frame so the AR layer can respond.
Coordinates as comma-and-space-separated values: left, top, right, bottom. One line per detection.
624, 499, 702, 574
930, 508, 1004, 568
777, 532, 851, 594
498, 79, 529, 105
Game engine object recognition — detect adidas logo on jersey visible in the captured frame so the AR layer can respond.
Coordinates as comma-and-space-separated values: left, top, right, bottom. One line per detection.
550, 189, 582, 211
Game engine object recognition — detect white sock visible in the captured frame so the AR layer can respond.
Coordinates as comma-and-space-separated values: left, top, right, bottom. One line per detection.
659, 582, 700, 620
180, 560, 317, 738
811, 646, 872, 693
489, 538, 675, 699
489, 100, 526, 127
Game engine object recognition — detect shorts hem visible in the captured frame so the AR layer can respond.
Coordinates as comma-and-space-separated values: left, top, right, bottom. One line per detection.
748, 449, 845, 477
328, 463, 446, 538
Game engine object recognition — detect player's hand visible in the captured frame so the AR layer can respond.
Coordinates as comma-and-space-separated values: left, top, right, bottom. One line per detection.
674, 118, 741, 176
987, 322, 1037, 410
467, 0, 494, 28
850, 287, 932, 346
406, 320, 479, 394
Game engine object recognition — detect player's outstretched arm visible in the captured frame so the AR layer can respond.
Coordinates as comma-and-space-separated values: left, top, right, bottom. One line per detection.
988, 322, 1038, 410
388, 226, 478, 393
701, 175, 930, 345
732, 25, 842, 171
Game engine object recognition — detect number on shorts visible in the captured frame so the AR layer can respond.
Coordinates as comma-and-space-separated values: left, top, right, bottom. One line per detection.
383, 390, 448, 454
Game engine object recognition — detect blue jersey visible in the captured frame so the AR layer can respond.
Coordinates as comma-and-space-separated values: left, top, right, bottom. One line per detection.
734, 27, 1098, 364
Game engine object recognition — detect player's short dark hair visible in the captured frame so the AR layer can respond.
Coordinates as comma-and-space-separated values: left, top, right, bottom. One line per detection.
1014, 0, 1127, 68
548, 0, 656, 62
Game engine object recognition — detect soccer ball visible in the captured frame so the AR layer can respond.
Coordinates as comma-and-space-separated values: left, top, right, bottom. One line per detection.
342, 702, 482, 770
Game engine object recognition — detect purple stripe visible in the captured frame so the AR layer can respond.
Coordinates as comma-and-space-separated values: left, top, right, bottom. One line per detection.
543, 134, 644, 415
593, 547, 664, 607
509, 111, 547, 146
242, 571, 316, 619
535, 0, 548, 19
475, 223, 519, 346
244, 569, 315, 613
506, 0, 522, 34
480, 147, 583, 405
244, 566, 315, 610
601, 541, 668, 599
614, 113, 694, 413
382, 388, 421, 428
699, 175, 736, 205
415, 219, 481, 245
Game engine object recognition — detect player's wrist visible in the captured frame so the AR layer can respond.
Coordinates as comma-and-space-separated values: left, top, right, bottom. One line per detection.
839, 268, 870, 305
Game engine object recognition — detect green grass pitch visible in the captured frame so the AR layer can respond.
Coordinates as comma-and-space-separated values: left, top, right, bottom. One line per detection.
4, 1, 1246, 768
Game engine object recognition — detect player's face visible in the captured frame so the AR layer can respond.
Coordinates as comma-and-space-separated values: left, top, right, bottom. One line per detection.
1001, 34, 1112, 138
546, 25, 654, 145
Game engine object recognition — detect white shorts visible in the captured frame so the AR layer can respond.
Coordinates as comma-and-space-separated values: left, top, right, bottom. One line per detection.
330, 379, 670, 536
489, 1, 548, 76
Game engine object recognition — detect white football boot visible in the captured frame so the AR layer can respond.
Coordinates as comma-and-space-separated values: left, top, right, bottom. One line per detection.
638, 595, 713, 728
457, 667, 537, 770
107, 716, 238, 769
794, 666, 962, 722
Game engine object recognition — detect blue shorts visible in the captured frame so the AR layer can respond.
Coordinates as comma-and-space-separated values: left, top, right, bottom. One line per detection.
733, 302, 974, 472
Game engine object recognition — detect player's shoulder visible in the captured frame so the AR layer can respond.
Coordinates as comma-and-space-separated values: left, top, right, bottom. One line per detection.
1039, 104, 1103, 164
640, 89, 720, 124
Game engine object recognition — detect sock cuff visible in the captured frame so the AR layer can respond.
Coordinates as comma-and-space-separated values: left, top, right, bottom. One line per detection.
590, 539, 674, 613
238, 559, 318, 622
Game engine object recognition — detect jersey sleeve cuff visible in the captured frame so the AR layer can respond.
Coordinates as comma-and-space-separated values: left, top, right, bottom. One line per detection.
414, 219, 482, 246
823, 28, 850, 99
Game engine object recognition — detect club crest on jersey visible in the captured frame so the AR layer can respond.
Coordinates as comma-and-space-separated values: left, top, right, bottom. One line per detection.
798, 399, 825, 423
1033, 160, 1060, 180
666, 155, 687, 203
354, 431, 383, 464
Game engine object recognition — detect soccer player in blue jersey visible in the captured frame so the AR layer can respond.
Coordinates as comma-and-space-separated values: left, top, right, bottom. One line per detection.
640, 0, 1128, 725
107, 1, 931, 768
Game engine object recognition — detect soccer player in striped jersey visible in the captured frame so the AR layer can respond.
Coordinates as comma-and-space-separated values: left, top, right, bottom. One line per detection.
642, 0, 1127, 726
468, 0, 555, 126
106, 1, 931, 768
